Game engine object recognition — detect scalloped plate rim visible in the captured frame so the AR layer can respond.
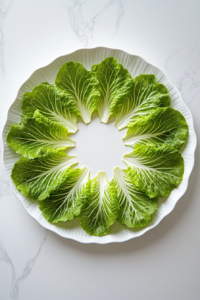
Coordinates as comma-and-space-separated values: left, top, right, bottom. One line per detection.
2, 46, 197, 244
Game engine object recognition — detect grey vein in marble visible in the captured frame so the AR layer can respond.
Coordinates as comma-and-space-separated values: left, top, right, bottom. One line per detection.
0, 231, 47, 300
0, 239, 16, 295
165, 45, 200, 105
65, 0, 124, 46
0, 0, 13, 75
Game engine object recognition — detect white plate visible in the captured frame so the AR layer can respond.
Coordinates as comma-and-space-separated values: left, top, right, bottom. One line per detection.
2, 47, 197, 244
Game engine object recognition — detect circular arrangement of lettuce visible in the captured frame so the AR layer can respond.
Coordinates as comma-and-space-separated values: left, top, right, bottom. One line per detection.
6, 57, 188, 236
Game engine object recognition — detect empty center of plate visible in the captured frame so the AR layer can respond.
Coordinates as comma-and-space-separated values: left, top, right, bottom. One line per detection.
67, 112, 129, 180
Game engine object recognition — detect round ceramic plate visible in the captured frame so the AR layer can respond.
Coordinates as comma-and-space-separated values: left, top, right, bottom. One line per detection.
2, 47, 197, 244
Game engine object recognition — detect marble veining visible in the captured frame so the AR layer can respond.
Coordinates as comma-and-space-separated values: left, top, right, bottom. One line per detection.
0, 230, 47, 300
0, 0, 13, 75
65, 0, 125, 46
165, 45, 200, 105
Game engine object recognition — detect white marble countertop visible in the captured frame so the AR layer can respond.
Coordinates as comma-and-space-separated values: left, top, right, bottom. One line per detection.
0, 1, 200, 299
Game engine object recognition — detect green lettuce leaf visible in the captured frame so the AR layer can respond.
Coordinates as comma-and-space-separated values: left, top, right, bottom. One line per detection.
123, 107, 188, 150
21, 82, 78, 133
7, 110, 76, 159
91, 57, 133, 123
113, 167, 158, 228
115, 74, 171, 130
39, 167, 90, 223
11, 150, 78, 201
55, 61, 99, 124
123, 144, 184, 198
78, 171, 119, 236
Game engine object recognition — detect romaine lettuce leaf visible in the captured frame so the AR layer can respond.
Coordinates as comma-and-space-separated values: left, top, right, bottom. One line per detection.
55, 61, 99, 124
39, 167, 90, 223
91, 57, 133, 123
78, 171, 119, 236
115, 74, 171, 130
11, 150, 78, 201
21, 82, 78, 133
113, 167, 158, 227
123, 107, 188, 150
7, 110, 75, 159
123, 144, 184, 198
